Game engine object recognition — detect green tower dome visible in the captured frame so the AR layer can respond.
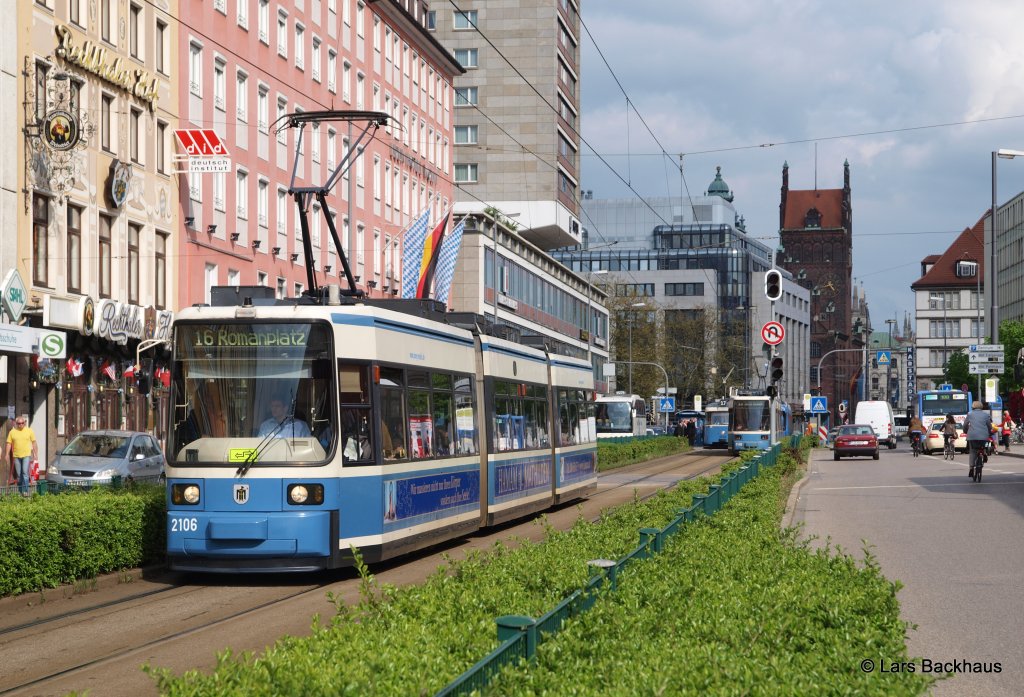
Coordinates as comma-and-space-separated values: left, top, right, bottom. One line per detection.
706, 166, 734, 203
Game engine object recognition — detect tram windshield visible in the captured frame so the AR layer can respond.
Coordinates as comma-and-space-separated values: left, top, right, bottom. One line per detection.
168, 322, 335, 465
706, 411, 729, 426
595, 401, 635, 434
919, 391, 970, 417
731, 400, 770, 431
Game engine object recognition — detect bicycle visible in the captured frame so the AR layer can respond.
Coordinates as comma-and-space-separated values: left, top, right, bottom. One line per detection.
943, 435, 955, 461
910, 432, 922, 457
969, 441, 986, 482
1012, 425, 1024, 445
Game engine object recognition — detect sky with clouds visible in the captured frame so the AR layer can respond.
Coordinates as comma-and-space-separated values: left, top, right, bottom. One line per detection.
578, 0, 1024, 332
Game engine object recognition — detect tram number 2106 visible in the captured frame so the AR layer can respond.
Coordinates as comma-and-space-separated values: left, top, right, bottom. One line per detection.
171, 517, 200, 533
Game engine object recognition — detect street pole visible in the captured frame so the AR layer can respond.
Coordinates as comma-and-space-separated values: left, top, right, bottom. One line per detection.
627, 317, 633, 395
991, 150, 999, 345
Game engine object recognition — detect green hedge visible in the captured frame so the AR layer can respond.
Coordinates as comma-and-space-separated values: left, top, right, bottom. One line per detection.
0, 486, 166, 596
486, 450, 933, 696
597, 435, 688, 471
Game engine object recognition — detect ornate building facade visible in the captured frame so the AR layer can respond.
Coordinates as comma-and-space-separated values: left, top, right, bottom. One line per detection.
778, 161, 859, 423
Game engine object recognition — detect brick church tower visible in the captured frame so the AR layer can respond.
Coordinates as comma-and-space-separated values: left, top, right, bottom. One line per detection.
777, 160, 859, 424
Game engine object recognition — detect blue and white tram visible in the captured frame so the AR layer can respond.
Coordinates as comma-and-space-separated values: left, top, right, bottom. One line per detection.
728, 392, 792, 456
702, 399, 730, 448
164, 297, 597, 572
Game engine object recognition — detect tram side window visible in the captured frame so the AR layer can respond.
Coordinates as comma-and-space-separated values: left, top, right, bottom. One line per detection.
432, 373, 454, 456
558, 389, 578, 445
339, 364, 373, 463
493, 381, 524, 452
580, 392, 595, 443
408, 369, 433, 459
454, 375, 478, 455
380, 367, 407, 460
526, 384, 550, 448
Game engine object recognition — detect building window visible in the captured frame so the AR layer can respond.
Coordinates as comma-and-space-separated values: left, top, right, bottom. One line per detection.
277, 10, 288, 57
312, 37, 321, 81
665, 282, 704, 296
189, 42, 202, 96
130, 108, 142, 163
454, 125, 478, 145
155, 231, 167, 308
257, 84, 269, 133
258, 0, 269, 43
328, 49, 337, 92
157, 121, 167, 173
156, 19, 168, 74
100, 94, 113, 152
101, 0, 112, 43
425, 10, 436, 29
206, 264, 219, 304
129, 3, 142, 60
294, 22, 304, 69
455, 86, 477, 106
257, 271, 268, 287
236, 71, 248, 122
214, 58, 226, 110
237, 0, 249, 28
454, 163, 478, 183
236, 169, 248, 219
257, 179, 269, 227
128, 223, 141, 304
453, 48, 478, 68
276, 277, 286, 299
453, 10, 477, 29
99, 214, 112, 298
70, 0, 82, 26
31, 195, 49, 288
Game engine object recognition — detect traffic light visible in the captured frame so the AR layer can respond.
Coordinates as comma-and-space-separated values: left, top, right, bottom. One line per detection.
770, 355, 784, 382
137, 358, 153, 396
764, 269, 782, 301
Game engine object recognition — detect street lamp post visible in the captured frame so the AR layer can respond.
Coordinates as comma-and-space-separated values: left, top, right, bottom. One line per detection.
991, 149, 1024, 344
627, 301, 646, 395
885, 317, 897, 406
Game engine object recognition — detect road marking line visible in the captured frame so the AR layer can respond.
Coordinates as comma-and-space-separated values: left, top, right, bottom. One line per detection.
814, 480, 1024, 491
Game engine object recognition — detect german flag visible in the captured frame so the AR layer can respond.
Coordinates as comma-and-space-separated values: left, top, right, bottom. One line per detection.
416, 212, 450, 299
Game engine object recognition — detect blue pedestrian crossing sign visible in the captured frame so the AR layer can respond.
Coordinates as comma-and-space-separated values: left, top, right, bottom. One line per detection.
658, 397, 676, 413
876, 350, 891, 365
809, 396, 828, 414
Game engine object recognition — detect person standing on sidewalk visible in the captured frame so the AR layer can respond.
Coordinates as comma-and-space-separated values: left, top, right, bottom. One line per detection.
1000, 410, 1015, 453
5, 416, 38, 495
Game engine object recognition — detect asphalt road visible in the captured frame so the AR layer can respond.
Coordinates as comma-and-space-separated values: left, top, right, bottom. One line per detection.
790, 441, 1024, 697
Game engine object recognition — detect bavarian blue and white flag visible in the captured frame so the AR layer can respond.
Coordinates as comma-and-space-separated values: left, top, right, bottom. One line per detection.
400, 208, 431, 299
433, 218, 466, 305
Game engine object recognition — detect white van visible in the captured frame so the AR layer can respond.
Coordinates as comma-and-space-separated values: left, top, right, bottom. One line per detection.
855, 400, 897, 449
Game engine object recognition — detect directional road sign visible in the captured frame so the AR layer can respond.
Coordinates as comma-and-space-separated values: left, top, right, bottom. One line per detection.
809, 396, 828, 414
876, 350, 891, 365
969, 364, 1004, 375
658, 397, 676, 413
761, 321, 785, 346
970, 344, 1004, 352
969, 352, 1004, 363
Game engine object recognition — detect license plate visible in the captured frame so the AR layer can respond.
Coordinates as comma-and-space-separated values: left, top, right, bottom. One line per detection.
849, 440, 867, 445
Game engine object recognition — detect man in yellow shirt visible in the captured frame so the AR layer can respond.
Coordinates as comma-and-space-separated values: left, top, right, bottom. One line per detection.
6, 416, 38, 495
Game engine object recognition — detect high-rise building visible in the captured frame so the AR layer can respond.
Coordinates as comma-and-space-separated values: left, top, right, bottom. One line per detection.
430, 0, 582, 250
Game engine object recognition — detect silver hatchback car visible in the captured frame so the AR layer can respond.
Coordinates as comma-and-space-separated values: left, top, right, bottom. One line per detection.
46, 430, 165, 486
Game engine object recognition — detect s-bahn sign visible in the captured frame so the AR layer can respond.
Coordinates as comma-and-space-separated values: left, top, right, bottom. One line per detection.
1, 269, 27, 323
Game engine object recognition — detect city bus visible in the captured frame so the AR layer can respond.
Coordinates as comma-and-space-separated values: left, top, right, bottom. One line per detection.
916, 388, 972, 431
595, 393, 647, 438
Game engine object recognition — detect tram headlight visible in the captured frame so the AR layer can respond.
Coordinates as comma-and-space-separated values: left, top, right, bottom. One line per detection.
288, 483, 324, 505
172, 483, 201, 505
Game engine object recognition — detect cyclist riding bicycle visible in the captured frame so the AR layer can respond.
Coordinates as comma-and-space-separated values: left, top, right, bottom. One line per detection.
964, 400, 993, 481
941, 413, 958, 452
908, 414, 925, 454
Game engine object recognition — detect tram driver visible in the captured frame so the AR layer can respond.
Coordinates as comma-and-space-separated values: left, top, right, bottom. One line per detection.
257, 396, 311, 438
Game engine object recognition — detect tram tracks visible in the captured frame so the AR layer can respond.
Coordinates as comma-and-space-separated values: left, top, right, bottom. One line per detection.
0, 450, 731, 696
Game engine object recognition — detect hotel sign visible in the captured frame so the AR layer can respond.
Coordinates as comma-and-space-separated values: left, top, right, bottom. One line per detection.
54, 25, 160, 110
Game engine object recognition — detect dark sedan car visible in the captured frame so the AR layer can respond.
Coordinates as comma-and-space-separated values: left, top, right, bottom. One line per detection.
833, 424, 880, 460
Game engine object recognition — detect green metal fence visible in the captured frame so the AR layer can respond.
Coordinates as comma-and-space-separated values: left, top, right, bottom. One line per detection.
435, 436, 803, 697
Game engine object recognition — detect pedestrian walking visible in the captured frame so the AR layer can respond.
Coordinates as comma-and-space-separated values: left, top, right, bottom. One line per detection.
5, 415, 38, 496
684, 419, 696, 447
